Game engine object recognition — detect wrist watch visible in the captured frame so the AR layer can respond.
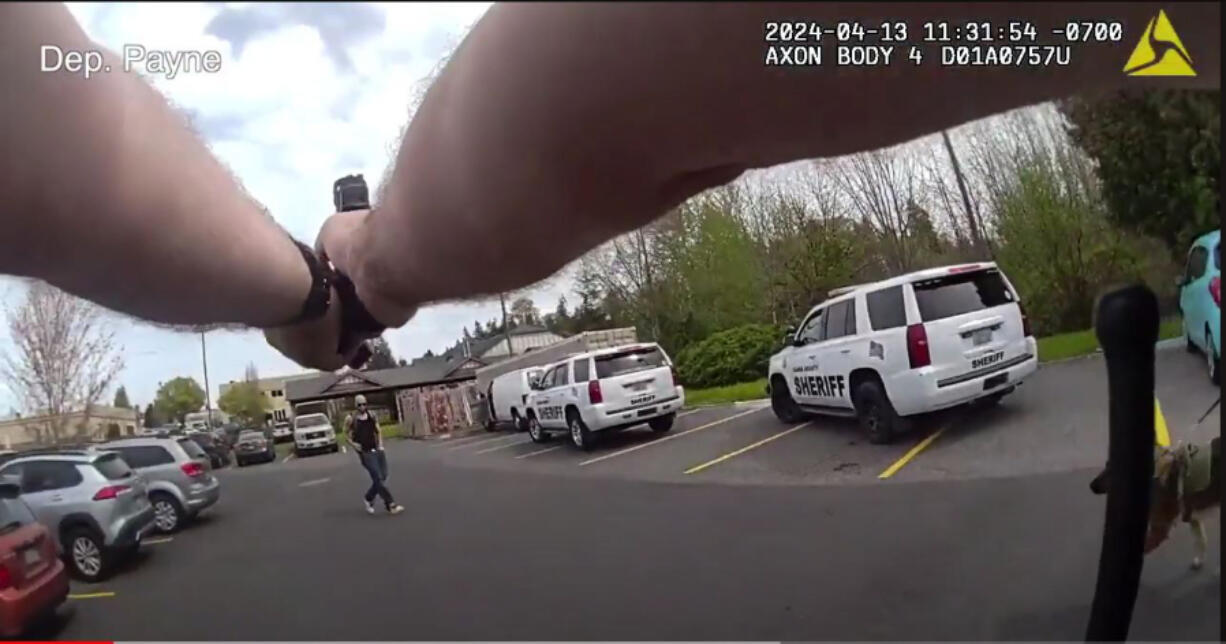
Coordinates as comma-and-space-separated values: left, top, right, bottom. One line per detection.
282, 238, 387, 369
328, 264, 388, 368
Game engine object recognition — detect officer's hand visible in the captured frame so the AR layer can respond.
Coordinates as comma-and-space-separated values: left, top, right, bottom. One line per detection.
263, 209, 415, 371
263, 284, 350, 371
313, 209, 418, 330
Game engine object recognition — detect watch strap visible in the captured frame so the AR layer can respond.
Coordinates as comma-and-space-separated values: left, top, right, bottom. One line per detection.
283, 240, 333, 326
332, 268, 388, 368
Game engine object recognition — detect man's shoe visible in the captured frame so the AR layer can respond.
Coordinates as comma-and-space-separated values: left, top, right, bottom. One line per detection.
365, 501, 376, 515
387, 504, 404, 515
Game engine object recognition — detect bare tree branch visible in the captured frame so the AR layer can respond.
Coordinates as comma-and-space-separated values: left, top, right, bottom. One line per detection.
0, 281, 124, 445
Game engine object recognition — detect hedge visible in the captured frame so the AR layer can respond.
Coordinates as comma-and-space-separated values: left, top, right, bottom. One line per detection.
676, 323, 782, 389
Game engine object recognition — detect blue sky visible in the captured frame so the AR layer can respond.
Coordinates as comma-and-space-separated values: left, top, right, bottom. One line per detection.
0, 2, 572, 413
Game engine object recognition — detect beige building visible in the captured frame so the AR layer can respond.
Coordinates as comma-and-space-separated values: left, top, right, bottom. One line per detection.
0, 404, 143, 450
219, 373, 317, 426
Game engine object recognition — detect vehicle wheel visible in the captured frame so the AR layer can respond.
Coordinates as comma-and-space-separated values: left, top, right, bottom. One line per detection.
236, 458, 246, 467
853, 380, 906, 445
1186, 321, 1198, 353
770, 377, 804, 423
1207, 331, 1220, 385
331, 444, 340, 454
527, 415, 548, 444
150, 492, 185, 534
567, 410, 594, 451
648, 413, 675, 433
65, 528, 111, 582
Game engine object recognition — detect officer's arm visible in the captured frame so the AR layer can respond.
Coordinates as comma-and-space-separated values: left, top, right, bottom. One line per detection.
352, 2, 1220, 314
0, 3, 312, 329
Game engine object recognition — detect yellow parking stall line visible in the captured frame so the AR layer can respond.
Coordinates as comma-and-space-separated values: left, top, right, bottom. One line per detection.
579, 407, 766, 467
1154, 397, 1171, 447
878, 426, 948, 480
143, 536, 174, 545
68, 592, 116, 600
684, 422, 811, 475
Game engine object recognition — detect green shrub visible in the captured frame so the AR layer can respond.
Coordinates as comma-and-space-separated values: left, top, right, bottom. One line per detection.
676, 324, 782, 389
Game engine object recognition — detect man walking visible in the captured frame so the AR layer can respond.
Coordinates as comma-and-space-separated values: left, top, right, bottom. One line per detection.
346, 394, 404, 515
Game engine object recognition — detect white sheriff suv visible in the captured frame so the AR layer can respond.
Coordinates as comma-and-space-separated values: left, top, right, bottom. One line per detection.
767, 262, 1038, 444
525, 343, 685, 451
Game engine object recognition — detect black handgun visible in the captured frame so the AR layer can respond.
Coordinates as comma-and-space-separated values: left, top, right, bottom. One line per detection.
333, 174, 370, 213
332, 174, 374, 369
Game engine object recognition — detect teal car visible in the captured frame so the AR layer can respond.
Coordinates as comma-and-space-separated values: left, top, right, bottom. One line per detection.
1177, 229, 1221, 384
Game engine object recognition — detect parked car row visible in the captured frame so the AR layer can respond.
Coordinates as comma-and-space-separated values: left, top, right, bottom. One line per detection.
0, 437, 225, 637
490, 262, 1039, 449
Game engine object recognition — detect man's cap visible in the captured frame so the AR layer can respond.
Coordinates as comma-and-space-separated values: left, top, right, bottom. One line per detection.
355, 394, 368, 405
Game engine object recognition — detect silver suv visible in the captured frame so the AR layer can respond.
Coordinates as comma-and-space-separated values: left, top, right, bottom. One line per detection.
0, 450, 156, 582
95, 437, 221, 534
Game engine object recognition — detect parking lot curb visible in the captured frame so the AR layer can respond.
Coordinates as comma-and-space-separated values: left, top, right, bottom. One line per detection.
685, 399, 770, 410
1042, 337, 1183, 366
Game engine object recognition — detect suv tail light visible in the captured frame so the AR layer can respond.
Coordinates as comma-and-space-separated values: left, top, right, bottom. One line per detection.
906, 323, 931, 369
93, 484, 131, 501
522, 394, 528, 405
588, 380, 603, 405
181, 462, 205, 478
1211, 276, 1220, 307
1018, 301, 1033, 337
670, 365, 679, 386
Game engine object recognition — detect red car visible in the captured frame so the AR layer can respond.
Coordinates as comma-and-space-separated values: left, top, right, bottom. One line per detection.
0, 481, 69, 639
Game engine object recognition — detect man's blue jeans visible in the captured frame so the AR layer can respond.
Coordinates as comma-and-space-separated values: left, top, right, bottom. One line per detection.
358, 449, 394, 507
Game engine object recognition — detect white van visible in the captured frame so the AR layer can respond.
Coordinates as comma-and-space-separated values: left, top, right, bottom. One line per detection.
767, 262, 1037, 444
488, 367, 546, 431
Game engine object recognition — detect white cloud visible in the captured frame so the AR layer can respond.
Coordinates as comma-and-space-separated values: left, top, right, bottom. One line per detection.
2, 2, 578, 415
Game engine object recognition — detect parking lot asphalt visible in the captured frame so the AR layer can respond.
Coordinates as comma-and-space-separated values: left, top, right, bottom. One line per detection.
425, 344, 1221, 487
44, 346, 1220, 640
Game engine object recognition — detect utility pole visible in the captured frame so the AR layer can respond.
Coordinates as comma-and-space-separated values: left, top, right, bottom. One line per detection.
940, 130, 983, 254
499, 292, 513, 356
200, 332, 213, 430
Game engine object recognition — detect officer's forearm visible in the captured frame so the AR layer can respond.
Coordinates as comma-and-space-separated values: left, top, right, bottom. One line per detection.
355, 2, 1219, 311
0, 3, 309, 328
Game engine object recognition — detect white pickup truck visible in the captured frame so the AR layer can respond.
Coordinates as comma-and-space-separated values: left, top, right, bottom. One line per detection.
292, 413, 338, 457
